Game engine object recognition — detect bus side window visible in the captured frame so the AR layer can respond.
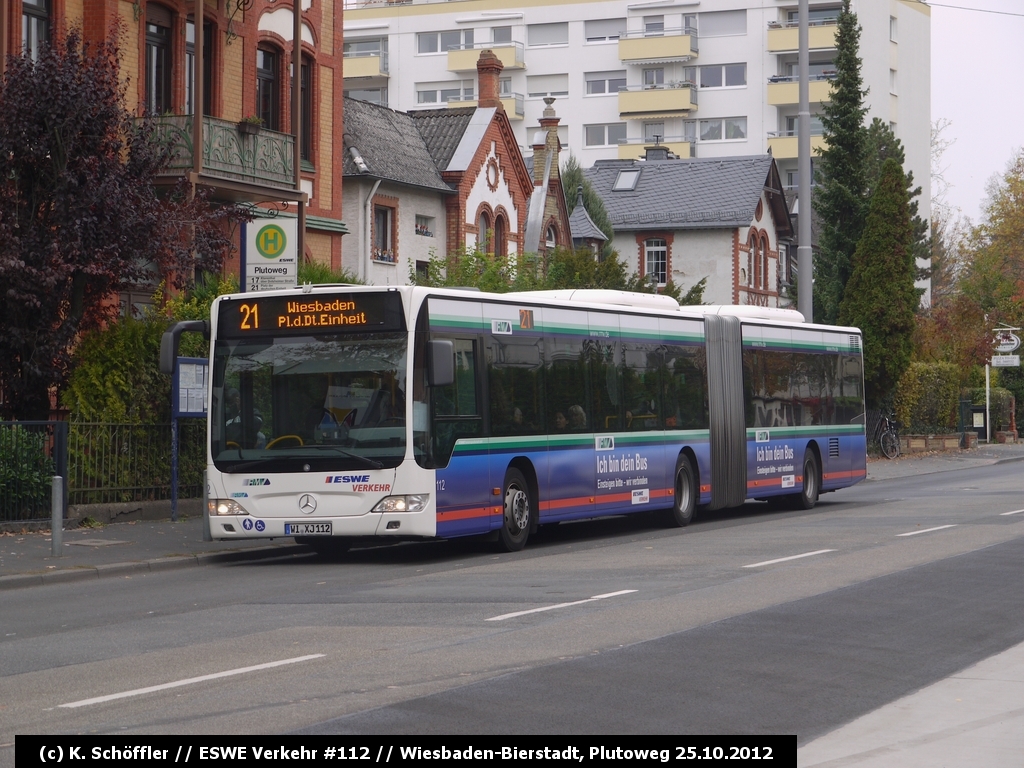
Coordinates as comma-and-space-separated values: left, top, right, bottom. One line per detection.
432, 338, 482, 466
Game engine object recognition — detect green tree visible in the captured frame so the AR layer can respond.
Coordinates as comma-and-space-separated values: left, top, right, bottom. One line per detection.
813, 0, 868, 325
0, 29, 242, 419
838, 159, 917, 407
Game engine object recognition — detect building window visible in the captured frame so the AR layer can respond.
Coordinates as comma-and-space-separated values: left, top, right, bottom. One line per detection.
890, 16, 898, 42
418, 29, 473, 54
373, 205, 396, 263
645, 239, 667, 285
699, 63, 746, 89
643, 122, 665, 142
478, 210, 491, 252
699, 117, 746, 142
492, 26, 512, 43
643, 16, 664, 37
495, 215, 508, 256
545, 225, 557, 249
22, 0, 50, 61
787, 7, 840, 24
527, 22, 568, 47
527, 74, 569, 98
643, 68, 664, 88
256, 46, 280, 131
185, 20, 213, 117
585, 123, 627, 147
301, 58, 313, 162
416, 80, 473, 105
889, 68, 897, 94
585, 18, 623, 43
613, 169, 641, 191
415, 215, 435, 237
145, 5, 173, 115
699, 9, 747, 37
416, 260, 430, 282
499, 77, 512, 96
585, 71, 626, 95
785, 115, 824, 135
345, 86, 388, 106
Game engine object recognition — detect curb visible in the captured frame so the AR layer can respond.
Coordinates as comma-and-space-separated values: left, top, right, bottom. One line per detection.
0, 543, 313, 591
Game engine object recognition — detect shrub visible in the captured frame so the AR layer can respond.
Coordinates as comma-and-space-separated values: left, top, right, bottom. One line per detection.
894, 362, 959, 432
0, 426, 55, 519
965, 387, 1015, 432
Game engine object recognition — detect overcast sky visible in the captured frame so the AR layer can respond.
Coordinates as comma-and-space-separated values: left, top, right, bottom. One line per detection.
930, 0, 1024, 224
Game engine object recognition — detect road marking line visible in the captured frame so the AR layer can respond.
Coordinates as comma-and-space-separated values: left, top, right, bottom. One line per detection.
743, 549, 835, 568
59, 654, 325, 709
897, 524, 957, 537
487, 589, 637, 621
1000, 509, 1024, 516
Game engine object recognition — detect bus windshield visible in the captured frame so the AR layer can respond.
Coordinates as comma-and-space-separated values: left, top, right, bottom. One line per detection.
212, 332, 408, 472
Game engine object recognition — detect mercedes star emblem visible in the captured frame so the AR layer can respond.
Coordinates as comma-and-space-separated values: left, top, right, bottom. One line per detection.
298, 494, 317, 514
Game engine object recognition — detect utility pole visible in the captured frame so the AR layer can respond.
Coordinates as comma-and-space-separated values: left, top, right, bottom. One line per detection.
797, 0, 813, 322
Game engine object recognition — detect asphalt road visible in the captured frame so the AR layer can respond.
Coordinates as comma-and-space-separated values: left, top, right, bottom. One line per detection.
2, 462, 1022, 746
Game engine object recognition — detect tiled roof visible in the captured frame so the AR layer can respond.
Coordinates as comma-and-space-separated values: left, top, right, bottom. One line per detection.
342, 98, 453, 193
585, 155, 782, 231
407, 107, 478, 172
567, 187, 608, 242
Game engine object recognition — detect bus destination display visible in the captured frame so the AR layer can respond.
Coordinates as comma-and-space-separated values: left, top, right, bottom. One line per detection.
218, 292, 404, 337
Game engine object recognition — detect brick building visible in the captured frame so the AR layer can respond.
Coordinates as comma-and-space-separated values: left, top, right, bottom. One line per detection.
2, 0, 348, 303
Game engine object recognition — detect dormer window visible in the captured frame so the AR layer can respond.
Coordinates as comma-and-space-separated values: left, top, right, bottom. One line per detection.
613, 169, 640, 191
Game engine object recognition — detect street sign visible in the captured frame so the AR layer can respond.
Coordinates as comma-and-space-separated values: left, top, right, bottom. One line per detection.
993, 329, 1021, 354
991, 354, 1020, 368
242, 218, 298, 292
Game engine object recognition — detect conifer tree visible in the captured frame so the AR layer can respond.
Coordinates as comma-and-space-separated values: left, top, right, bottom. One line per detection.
838, 159, 917, 407
813, 0, 868, 325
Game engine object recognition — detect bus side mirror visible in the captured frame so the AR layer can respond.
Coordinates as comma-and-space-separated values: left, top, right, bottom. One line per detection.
427, 339, 455, 387
160, 320, 209, 375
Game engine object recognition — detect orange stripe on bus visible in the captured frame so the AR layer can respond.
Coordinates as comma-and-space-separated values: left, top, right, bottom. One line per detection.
436, 506, 499, 521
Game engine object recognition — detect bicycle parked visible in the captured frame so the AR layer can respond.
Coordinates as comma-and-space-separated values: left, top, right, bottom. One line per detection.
874, 411, 900, 459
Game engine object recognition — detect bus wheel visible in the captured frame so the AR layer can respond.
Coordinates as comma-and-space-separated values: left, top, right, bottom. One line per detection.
666, 455, 696, 527
298, 537, 351, 556
498, 468, 532, 552
792, 451, 820, 510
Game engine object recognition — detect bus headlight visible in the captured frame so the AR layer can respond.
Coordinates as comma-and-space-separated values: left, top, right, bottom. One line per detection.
208, 499, 250, 516
372, 494, 429, 513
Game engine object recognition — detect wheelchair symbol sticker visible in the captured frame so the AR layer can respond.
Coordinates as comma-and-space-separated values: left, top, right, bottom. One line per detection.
255, 520, 266, 532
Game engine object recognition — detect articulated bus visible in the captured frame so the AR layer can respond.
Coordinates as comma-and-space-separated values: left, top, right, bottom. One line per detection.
161, 285, 866, 553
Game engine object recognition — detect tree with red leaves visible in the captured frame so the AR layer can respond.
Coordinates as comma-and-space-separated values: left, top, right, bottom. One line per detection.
0, 29, 242, 419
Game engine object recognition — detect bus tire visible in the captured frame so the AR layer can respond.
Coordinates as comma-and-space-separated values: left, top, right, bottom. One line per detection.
666, 455, 696, 527
792, 450, 820, 510
298, 537, 351, 556
498, 468, 532, 552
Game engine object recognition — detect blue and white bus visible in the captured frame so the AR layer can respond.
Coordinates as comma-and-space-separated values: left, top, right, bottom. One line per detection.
161, 285, 866, 553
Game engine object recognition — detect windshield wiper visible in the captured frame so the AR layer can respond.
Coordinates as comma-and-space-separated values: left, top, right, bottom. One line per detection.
301, 445, 384, 469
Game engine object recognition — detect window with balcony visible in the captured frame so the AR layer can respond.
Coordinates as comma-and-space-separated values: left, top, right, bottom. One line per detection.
783, 59, 836, 78
345, 87, 388, 106
585, 123, 627, 147
416, 80, 474, 105
22, 0, 50, 61
700, 63, 746, 88
643, 123, 665, 142
527, 74, 568, 98
682, 120, 697, 142
645, 239, 667, 285
586, 71, 626, 95
256, 47, 281, 131
418, 29, 473, 54
300, 59, 313, 162
185, 20, 213, 117
643, 16, 664, 37
699, 10, 746, 37
643, 68, 665, 88
345, 37, 388, 57
499, 77, 513, 96
528, 22, 568, 47
585, 18, 624, 43
699, 117, 746, 142
492, 26, 512, 44
145, 5, 172, 115
785, 115, 824, 135
787, 7, 840, 24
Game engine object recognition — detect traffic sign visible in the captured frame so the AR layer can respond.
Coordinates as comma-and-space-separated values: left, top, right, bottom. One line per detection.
242, 219, 298, 292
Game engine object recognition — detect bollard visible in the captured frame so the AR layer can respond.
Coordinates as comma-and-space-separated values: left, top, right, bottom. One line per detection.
51, 476, 63, 557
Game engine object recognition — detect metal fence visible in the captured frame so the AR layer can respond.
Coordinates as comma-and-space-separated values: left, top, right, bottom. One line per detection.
67, 422, 205, 506
0, 421, 67, 523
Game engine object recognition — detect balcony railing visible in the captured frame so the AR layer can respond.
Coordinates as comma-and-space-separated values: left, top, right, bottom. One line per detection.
619, 26, 698, 62
617, 137, 695, 159
766, 73, 835, 105
767, 19, 838, 52
766, 130, 826, 159
149, 115, 295, 188
618, 82, 697, 117
448, 40, 525, 71
343, 50, 389, 77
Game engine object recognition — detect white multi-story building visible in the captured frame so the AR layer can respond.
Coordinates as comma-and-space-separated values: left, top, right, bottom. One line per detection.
342, 0, 930, 221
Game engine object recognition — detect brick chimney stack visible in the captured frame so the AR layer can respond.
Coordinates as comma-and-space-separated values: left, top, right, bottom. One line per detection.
476, 49, 504, 110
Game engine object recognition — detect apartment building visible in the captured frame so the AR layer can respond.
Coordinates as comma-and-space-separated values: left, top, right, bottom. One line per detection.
342, 0, 930, 221
2, 0, 348, 301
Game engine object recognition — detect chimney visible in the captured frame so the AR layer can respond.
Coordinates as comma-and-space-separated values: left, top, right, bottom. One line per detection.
476, 49, 504, 110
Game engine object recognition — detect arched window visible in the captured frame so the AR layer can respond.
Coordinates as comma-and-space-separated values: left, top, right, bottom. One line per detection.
644, 238, 667, 285
752, 234, 761, 289
494, 215, 507, 257
761, 233, 771, 290
256, 45, 281, 131
545, 225, 557, 250
22, 0, 50, 61
478, 210, 491, 252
